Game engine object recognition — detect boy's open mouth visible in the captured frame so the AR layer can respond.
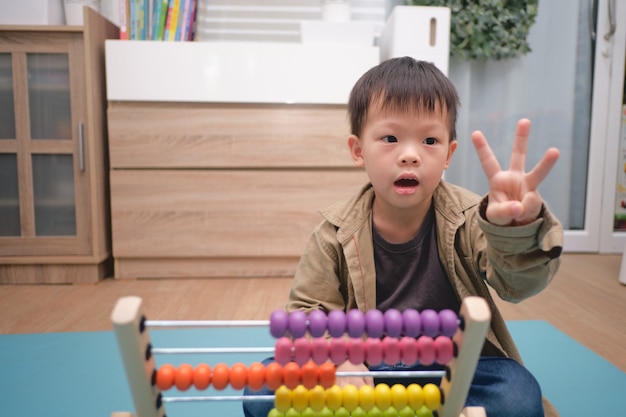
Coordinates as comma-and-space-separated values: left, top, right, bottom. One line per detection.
394, 178, 419, 187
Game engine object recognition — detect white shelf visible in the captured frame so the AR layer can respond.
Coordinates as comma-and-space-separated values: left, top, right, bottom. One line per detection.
105, 40, 380, 105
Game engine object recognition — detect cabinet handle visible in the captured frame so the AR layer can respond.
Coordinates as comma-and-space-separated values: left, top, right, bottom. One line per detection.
78, 122, 85, 172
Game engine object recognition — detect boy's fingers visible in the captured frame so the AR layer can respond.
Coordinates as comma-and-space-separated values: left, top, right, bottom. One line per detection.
509, 119, 531, 172
525, 148, 560, 191
472, 130, 501, 179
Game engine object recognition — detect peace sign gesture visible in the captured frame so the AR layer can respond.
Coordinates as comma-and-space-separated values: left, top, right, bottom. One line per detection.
471, 118, 560, 226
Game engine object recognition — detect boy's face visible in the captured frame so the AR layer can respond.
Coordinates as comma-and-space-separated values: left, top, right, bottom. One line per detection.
348, 100, 457, 214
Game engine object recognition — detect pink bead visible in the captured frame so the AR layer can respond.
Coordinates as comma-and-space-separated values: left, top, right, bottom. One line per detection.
311, 337, 329, 365
365, 309, 385, 338
293, 337, 312, 365
329, 338, 347, 365
347, 338, 365, 365
400, 336, 418, 366
434, 336, 455, 364
275, 337, 293, 365
383, 336, 401, 365
365, 338, 383, 366
417, 336, 435, 366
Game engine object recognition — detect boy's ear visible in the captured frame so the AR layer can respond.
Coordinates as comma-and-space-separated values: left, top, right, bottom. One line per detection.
444, 140, 458, 169
348, 135, 365, 167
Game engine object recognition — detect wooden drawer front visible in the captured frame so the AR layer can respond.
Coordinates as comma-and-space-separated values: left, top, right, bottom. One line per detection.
108, 103, 353, 169
110, 169, 368, 258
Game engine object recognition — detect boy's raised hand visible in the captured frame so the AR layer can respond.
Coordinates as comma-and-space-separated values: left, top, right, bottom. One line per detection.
471, 118, 560, 226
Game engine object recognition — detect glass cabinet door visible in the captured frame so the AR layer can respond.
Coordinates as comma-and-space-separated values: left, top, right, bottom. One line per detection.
27, 53, 77, 236
0, 33, 90, 256
0, 53, 20, 236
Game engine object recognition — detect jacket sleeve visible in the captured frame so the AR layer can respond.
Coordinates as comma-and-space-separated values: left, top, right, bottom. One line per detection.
476, 197, 563, 303
287, 221, 348, 313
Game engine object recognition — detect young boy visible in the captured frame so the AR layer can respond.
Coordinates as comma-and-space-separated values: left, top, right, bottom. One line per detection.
244, 57, 562, 417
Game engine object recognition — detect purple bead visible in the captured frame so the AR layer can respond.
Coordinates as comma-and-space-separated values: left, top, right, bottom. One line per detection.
365, 309, 385, 338
346, 309, 366, 338
420, 309, 440, 337
307, 310, 328, 338
288, 310, 307, 339
402, 309, 422, 338
327, 310, 347, 338
269, 309, 289, 338
439, 309, 458, 337
384, 308, 403, 338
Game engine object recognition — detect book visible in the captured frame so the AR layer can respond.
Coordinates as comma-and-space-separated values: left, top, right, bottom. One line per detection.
164, 0, 181, 41
119, 0, 130, 40
152, 0, 169, 40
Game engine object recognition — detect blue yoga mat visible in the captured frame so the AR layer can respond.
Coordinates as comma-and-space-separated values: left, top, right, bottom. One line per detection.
0, 321, 623, 417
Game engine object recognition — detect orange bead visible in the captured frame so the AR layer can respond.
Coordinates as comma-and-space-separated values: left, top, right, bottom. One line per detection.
155, 364, 176, 390
266, 362, 284, 390
301, 360, 319, 389
318, 362, 336, 389
175, 364, 194, 391
212, 363, 230, 390
248, 362, 266, 391
193, 363, 211, 390
230, 362, 248, 390
283, 362, 301, 389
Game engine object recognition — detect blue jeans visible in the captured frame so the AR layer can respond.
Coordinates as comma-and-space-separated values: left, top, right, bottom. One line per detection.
243, 357, 544, 417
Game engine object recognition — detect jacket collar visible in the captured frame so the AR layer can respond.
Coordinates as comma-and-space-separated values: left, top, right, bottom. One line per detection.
320, 181, 480, 243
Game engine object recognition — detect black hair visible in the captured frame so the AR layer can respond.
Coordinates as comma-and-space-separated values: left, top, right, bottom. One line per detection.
348, 57, 460, 141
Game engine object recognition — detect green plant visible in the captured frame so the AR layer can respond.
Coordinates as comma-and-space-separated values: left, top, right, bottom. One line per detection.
407, 0, 539, 60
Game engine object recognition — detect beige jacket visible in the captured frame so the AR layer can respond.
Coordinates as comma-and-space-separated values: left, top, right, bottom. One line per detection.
288, 181, 563, 416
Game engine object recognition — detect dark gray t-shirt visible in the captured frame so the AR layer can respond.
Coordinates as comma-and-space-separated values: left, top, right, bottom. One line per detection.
374, 204, 460, 314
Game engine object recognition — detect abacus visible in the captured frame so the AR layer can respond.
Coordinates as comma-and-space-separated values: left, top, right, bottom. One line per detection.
111, 296, 490, 417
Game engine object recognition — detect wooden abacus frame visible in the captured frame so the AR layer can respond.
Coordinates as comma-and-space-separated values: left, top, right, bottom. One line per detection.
110, 296, 490, 417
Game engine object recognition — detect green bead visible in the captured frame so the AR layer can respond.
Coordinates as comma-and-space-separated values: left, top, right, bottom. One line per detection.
301, 407, 316, 417
351, 407, 367, 417
399, 405, 415, 417
318, 407, 334, 417
334, 407, 350, 417
268, 409, 285, 417
382, 406, 398, 417
415, 405, 433, 417
367, 406, 383, 417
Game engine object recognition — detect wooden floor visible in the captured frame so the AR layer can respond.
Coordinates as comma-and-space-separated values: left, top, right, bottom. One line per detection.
1, 253, 625, 373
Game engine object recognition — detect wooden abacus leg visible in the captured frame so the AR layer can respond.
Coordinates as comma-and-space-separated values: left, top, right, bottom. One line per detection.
439, 296, 491, 417
111, 296, 164, 417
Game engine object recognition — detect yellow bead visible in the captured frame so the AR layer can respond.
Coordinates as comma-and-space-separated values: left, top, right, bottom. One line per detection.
390, 384, 408, 410
326, 385, 343, 411
374, 383, 392, 411
309, 385, 326, 412
422, 383, 441, 410
292, 385, 309, 412
358, 384, 376, 411
406, 383, 424, 410
275, 386, 292, 413
342, 384, 360, 411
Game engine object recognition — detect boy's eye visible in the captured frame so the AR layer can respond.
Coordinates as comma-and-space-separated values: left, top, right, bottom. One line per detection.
423, 137, 437, 145
382, 135, 398, 143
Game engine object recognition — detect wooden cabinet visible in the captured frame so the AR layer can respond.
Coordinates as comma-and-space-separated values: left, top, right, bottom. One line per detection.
0, 9, 118, 283
107, 102, 369, 279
